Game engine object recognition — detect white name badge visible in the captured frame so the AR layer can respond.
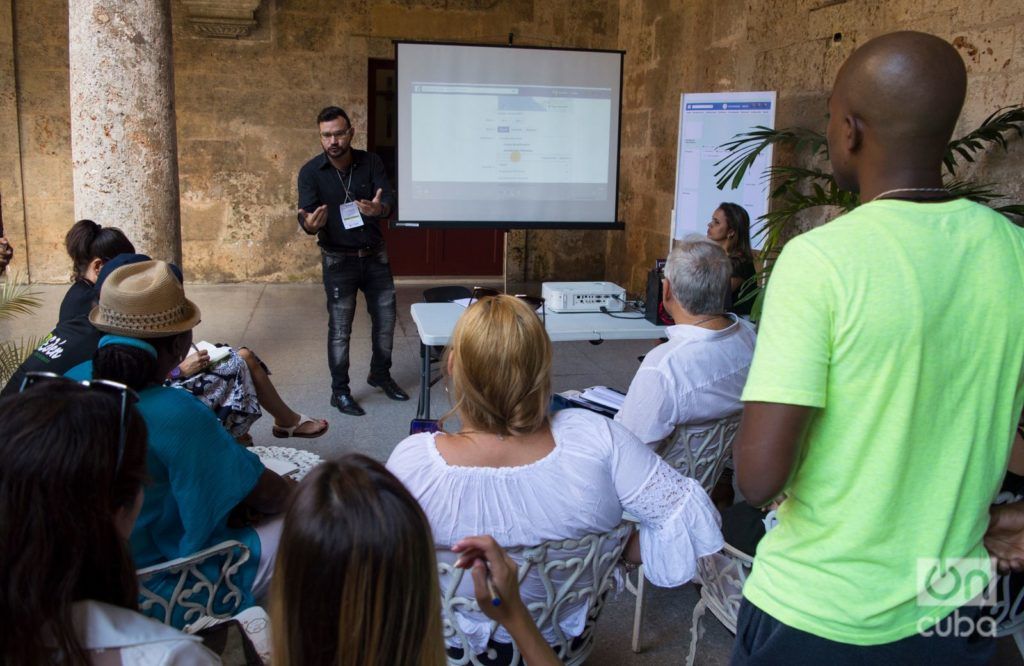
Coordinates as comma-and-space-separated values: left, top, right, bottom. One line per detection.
340, 202, 364, 230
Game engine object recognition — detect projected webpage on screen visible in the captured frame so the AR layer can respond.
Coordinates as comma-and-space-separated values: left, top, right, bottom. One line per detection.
396, 42, 622, 226
411, 83, 611, 185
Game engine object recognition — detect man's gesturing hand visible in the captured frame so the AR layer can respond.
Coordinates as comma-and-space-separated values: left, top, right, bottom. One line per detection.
298, 205, 328, 232
356, 188, 386, 217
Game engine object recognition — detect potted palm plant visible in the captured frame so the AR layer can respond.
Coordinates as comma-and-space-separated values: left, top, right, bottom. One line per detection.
0, 277, 43, 387
714, 106, 1024, 317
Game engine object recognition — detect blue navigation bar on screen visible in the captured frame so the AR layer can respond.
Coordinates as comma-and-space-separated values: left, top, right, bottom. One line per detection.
685, 101, 772, 111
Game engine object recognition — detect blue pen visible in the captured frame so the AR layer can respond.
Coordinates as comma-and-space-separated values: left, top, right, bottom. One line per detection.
486, 573, 502, 607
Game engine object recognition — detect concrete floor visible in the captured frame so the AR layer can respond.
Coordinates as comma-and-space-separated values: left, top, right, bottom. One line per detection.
4, 281, 1022, 665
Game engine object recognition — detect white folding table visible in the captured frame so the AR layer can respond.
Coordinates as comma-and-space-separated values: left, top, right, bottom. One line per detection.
410, 302, 667, 419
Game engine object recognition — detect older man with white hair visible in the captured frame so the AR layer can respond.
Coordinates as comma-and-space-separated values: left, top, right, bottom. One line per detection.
615, 235, 756, 450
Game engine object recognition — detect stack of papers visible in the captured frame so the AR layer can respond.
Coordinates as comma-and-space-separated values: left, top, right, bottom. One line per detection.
579, 386, 626, 411
557, 386, 626, 417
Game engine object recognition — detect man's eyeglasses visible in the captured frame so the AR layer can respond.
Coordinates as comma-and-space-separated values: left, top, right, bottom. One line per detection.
468, 287, 546, 325
19, 371, 140, 476
320, 129, 353, 140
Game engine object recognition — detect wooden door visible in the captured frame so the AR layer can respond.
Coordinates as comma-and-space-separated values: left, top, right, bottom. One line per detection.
368, 59, 503, 276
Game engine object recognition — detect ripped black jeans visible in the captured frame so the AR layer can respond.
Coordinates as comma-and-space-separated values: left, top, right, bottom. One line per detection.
321, 249, 397, 395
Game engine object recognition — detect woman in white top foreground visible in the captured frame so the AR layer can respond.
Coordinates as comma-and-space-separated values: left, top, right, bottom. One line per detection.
387, 294, 723, 659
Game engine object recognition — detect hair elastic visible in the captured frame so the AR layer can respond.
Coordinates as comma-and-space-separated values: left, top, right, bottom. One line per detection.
98, 335, 157, 359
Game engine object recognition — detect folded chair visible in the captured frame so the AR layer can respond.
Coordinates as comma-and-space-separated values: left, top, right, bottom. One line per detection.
439, 521, 633, 666
627, 413, 742, 653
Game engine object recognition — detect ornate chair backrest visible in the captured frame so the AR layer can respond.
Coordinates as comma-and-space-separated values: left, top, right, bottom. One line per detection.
439, 521, 634, 666
137, 539, 251, 628
656, 413, 742, 494
694, 543, 754, 635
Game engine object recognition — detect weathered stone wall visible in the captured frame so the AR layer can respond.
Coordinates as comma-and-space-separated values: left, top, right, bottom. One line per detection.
4, 0, 74, 282
0, 0, 26, 277
6, 0, 618, 283
7, 0, 1022, 285
610, 0, 1024, 295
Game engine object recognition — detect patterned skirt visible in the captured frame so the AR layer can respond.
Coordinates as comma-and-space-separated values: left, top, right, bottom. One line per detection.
167, 347, 263, 438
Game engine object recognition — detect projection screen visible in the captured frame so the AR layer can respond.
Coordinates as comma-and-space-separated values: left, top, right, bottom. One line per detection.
395, 42, 624, 229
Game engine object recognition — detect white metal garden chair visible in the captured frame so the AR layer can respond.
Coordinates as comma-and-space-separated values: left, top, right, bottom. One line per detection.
626, 413, 741, 653
137, 539, 253, 627
686, 542, 754, 666
439, 521, 634, 666
138, 446, 321, 628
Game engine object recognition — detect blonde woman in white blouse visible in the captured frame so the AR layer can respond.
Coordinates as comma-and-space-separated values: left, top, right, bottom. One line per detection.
387, 294, 723, 659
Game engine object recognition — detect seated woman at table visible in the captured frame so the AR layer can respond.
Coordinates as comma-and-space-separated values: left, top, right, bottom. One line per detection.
271, 454, 558, 666
705, 202, 757, 316
0, 378, 218, 664
66, 260, 293, 627
387, 294, 723, 660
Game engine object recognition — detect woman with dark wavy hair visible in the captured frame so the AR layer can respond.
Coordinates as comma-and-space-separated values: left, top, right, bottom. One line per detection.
0, 380, 218, 664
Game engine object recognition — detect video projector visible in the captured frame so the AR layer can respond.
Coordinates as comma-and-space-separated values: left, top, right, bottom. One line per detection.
541, 282, 627, 313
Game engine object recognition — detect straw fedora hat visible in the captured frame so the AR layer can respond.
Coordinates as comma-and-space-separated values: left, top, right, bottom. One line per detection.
89, 260, 201, 338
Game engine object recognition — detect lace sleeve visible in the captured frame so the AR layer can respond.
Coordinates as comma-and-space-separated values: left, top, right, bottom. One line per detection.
621, 460, 724, 587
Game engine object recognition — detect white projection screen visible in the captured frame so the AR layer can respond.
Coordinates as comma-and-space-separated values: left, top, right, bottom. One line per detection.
395, 42, 624, 229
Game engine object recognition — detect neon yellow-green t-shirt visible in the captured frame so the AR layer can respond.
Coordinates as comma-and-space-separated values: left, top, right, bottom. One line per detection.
741, 198, 1024, 645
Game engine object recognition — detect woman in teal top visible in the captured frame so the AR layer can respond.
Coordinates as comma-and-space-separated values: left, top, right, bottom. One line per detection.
67, 260, 292, 627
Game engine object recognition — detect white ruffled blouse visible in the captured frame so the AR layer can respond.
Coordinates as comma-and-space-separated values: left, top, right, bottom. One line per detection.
386, 408, 723, 653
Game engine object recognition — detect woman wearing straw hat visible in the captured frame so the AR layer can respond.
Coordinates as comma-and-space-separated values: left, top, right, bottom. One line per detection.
66, 260, 293, 627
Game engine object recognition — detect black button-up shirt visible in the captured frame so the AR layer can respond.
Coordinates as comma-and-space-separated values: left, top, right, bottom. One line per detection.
297, 149, 397, 251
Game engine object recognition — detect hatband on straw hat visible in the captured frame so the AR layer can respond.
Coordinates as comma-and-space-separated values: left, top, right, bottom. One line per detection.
89, 260, 201, 338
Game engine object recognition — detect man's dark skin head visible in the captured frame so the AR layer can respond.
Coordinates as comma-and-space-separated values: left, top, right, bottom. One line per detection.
736, 32, 968, 506
827, 31, 966, 201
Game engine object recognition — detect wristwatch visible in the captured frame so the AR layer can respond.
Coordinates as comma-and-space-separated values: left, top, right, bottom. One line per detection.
168, 366, 183, 380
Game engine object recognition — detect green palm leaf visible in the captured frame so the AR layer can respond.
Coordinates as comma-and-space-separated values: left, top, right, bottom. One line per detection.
0, 335, 45, 387
943, 107, 1024, 175
0, 276, 42, 322
714, 126, 828, 191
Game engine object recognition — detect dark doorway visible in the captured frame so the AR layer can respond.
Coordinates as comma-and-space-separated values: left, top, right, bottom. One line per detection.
367, 58, 503, 277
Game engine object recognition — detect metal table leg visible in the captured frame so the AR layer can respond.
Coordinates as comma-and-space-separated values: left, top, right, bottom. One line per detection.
417, 341, 431, 419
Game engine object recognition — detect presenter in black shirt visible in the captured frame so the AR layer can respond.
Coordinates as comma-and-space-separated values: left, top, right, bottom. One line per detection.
297, 106, 408, 416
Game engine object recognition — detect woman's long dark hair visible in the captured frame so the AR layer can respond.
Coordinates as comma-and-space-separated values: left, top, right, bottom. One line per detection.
0, 382, 147, 665
65, 219, 135, 280
270, 455, 446, 666
718, 202, 753, 262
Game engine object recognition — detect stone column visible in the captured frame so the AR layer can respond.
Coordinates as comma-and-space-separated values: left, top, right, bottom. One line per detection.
68, 0, 182, 264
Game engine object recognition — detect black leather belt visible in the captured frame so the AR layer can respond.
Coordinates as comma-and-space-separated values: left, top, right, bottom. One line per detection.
323, 246, 382, 258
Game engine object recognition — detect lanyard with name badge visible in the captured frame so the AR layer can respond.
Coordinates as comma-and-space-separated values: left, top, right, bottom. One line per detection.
336, 167, 363, 230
